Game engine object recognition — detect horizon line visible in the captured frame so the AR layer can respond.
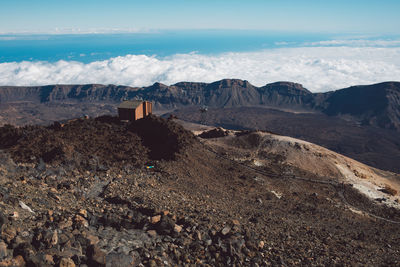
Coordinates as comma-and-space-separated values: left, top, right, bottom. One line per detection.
1, 28, 398, 36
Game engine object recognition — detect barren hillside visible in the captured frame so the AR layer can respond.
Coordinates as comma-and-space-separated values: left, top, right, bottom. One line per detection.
1, 116, 399, 265
198, 127, 400, 209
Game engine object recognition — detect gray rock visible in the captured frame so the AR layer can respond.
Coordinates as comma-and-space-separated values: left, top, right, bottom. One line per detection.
0, 211, 7, 230
36, 158, 46, 172
221, 226, 231, 236
106, 252, 140, 267
0, 241, 9, 259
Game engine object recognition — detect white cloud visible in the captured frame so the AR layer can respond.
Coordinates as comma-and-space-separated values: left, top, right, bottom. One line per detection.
1, 47, 400, 92
306, 39, 400, 47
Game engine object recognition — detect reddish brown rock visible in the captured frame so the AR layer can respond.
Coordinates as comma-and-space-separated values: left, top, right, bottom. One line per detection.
1, 226, 16, 244
74, 215, 88, 228
150, 215, 161, 224
89, 245, 106, 266
174, 224, 182, 233
43, 254, 54, 265
147, 230, 157, 237
59, 257, 75, 267
0, 255, 25, 267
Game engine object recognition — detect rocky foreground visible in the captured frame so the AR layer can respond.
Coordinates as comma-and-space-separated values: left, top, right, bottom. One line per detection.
0, 116, 400, 266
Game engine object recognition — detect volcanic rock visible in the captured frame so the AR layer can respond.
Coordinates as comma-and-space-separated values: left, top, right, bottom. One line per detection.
0, 114, 398, 265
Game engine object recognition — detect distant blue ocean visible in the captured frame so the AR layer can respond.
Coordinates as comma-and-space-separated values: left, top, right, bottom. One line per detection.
0, 30, 345, 63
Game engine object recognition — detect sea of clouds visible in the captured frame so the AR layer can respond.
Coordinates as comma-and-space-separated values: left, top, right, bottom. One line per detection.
1, 46, 400, 92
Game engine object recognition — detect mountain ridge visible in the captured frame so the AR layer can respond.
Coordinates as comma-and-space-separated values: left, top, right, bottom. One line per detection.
1, 79, 400, 130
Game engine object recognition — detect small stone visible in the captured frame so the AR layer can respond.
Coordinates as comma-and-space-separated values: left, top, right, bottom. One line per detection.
71, 229, 80, 235
148, 259, 157, 267
147, 230, 157, 237
44, 254, 54, 265
105, 252, 139, 267
232, 219, 240, 225
155, 216, 175, 235
59, 257, 76, 267
51, 230, 58, 246
59, 219, 73, 229
0, 255, 25, 267
20, 231, 29, 238
195, 231, 202, 240
150, 215, 161, 224
0, 241, 8, 259
78, 209, 87, 218
258, 241, 265, 249
74, 215, 88, 228
19, 201, 34, 213
0, 212, 7, 230
174, 224, 182, 233
85, 234, 99, 246
11, 235, 24, 249
50, 187, 58, 193
221, 226, 231, 236
89, 245, 106, 265
162, 210, 169, 216
13, 255, 26, 267
1, 226, 17, 244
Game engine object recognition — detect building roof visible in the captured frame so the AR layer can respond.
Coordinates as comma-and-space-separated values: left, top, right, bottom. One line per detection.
118, 100, 143, 109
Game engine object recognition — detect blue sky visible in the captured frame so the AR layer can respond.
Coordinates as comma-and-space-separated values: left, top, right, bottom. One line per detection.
1, 0, 399, 34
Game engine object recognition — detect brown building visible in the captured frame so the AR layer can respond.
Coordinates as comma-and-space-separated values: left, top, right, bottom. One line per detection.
118, 100, 153, 121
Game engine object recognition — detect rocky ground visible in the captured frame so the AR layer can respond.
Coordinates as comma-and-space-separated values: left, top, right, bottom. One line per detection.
199, 128, 400, 208
0, 116, 400, 266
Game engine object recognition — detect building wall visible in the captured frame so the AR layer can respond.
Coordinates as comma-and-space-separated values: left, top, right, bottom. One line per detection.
118, 108, 135, 121
143, 102, 147, 116
144, 101, 152, 115
118, 101, 152, 121
135, 103, 144, 120
140, 101, 152, 117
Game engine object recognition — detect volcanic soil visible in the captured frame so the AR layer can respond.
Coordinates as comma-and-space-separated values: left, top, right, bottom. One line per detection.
0, 116, 399, 266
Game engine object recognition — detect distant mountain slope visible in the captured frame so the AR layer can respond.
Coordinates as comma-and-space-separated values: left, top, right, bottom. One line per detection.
258, 81, 314, 109
320, 82, 400, 130
133, 80, 316, 109
1, 80, 399, 130
0, 84, 138, 103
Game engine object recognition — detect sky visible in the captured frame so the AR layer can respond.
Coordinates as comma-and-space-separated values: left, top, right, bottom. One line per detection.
1, 0, 400, 34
